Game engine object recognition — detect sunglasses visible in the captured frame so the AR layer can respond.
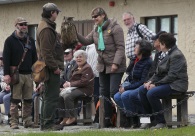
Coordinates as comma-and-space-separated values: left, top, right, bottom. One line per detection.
64, 52, 70, 55
92, 14, 100, 19
18, 23, 27, 26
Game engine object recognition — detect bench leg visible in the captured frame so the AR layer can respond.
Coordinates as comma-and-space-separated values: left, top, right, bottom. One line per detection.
162, 99, 172, 128
177, 98, 188, 127
116, 108, 126, 128
34, 96, 40, 125
116, 108, 121, 128
99, 97, 105, 128
83, 100, 92, 124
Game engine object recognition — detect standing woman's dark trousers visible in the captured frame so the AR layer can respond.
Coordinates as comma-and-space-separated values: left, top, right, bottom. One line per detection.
99, 70, 123, 126
94, 77, 100, 107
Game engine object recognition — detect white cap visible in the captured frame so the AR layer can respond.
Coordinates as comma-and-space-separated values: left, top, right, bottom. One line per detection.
64, 48, 72, 53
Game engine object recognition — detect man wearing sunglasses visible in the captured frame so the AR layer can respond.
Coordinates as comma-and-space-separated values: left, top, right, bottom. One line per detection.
36, 3, 64, 131
3, 17, 38, 129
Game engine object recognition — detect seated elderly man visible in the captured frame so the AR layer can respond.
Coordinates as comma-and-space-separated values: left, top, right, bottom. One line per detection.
58, 50, 94, 126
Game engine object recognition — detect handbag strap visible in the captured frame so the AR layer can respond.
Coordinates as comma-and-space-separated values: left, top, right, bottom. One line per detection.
17, 36, 30, 70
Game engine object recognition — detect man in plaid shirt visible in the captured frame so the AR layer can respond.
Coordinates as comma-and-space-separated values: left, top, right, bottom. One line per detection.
123, 12, 155, 59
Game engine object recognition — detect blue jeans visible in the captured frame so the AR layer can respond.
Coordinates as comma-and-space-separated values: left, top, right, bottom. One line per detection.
114, 88, 143, 116
138, 84, 178, 123
99, 72, 123, 118
0, 91, 11, 115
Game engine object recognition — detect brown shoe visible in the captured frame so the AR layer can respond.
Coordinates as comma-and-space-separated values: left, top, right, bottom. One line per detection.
24, 123, 39, 128
41, 124, 64, 131
10, 124, 19, 129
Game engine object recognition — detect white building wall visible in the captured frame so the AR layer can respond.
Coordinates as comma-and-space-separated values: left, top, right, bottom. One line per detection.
0, 0, 195, 113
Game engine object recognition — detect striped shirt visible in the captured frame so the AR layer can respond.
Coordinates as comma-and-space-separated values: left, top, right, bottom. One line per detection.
125, 23, 155, 59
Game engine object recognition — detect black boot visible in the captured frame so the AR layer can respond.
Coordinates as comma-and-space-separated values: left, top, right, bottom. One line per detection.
123, 116, 132, 128
131, 116, 140, 129
104, 118, 113, 128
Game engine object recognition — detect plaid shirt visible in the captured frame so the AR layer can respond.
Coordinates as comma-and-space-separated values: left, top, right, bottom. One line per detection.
125, 23, 155, 59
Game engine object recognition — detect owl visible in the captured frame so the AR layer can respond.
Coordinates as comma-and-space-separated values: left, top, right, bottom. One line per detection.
61, 16, 78, 51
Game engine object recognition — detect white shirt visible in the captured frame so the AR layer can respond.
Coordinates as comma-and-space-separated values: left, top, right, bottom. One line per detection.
85, 44, 99, 77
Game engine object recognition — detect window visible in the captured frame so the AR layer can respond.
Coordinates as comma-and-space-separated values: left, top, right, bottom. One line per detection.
28, 25, 38, 42
145, 15, 178, 43
73, 20, 94, 36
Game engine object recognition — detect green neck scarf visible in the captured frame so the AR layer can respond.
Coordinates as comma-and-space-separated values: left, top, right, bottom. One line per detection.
97, 21, 106, 51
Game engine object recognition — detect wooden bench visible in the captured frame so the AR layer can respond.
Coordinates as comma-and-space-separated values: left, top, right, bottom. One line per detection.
76, 96, 93, 125
162, 91, 194, 128
99, 96, 105, 128
115, 91, 194, 128
34, 95, 93, 125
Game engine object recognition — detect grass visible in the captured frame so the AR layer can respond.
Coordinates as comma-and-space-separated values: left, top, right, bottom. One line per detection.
3, 126, 195, 136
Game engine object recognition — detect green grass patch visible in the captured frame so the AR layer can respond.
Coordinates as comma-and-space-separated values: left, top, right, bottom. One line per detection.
3, 126, 195, 136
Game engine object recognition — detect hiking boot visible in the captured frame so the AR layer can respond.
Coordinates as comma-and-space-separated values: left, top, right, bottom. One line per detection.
10, 123, 19, 129
41, 124, 64, 131
150, 123, 166, 129
24, 123, 39, 128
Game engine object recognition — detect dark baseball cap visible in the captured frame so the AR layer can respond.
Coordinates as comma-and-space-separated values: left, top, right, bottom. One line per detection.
43, 3, 61, 12
152, 31, 167, 40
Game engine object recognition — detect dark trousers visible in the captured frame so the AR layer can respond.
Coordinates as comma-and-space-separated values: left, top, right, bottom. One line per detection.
62, 89, 85, 118
41, 70, 60, 128
99, 71, 123, 118
138, 84, 178, 124
94, 77, 100, 107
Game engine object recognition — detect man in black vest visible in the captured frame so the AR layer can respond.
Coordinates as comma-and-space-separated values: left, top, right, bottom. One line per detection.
36, 3, 64, 131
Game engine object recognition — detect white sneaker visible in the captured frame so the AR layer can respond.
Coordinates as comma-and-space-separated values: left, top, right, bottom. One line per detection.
151, 123, 166, 129
140, 123, 150, 129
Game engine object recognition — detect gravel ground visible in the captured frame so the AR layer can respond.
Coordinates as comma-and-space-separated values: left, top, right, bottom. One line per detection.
0, 114, 195, 135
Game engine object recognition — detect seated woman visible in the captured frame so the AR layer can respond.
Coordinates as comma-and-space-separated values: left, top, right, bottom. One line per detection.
59, 50, 94, 126
0, 55, 11, 121
0, 77, 11, 116
138, 33, 188, 129
114, 40, 152, 128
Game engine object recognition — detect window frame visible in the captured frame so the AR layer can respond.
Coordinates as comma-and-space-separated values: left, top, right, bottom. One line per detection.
145, 15, 177, 35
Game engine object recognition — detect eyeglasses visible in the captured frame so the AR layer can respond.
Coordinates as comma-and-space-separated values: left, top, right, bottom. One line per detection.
123, 18, 131, 22
92, 15, 99, 19
18, 23, 27, 26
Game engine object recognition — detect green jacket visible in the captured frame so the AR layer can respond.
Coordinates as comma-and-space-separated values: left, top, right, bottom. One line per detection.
36, 18, 64, 71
